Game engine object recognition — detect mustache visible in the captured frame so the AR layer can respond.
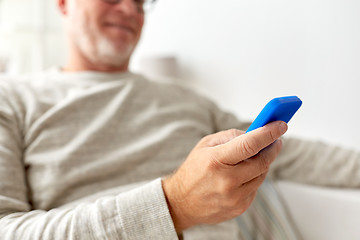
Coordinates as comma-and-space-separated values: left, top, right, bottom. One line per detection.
103, 15, 139, 28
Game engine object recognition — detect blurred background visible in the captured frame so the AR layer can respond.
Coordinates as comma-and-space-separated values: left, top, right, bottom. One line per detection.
0, 0, 359, 150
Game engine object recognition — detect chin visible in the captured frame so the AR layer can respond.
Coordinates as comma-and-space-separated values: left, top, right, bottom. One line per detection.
95, 40, 135, 67
75, 27, 138, 68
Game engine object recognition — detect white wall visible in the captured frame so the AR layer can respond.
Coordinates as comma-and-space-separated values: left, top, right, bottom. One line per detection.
132, 0, 360, 150
1, 0, 359, 150
0, 0, 65, 73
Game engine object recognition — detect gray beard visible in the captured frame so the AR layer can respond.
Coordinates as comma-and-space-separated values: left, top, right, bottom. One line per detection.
73, 18, 136, 68
92, 36, 135, 67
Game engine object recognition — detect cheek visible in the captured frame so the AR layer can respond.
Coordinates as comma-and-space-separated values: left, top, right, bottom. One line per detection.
137, 14, 145, 27
135, 15, 145, 37
68, 4, 95, 31
76, 1, 106, 30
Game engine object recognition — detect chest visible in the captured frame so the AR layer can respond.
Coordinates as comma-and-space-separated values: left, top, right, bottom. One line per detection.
23, 87, 216, 209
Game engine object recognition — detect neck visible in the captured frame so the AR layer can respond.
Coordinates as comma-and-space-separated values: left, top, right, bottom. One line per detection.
63, 42, 130, 73
63, 58, 129, 73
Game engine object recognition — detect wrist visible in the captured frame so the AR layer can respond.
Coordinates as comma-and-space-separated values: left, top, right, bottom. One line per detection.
162, 176, 194, 233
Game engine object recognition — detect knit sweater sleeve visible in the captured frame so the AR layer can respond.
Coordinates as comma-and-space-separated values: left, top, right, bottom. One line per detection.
0, 89, 178, 239
0, 179, 178, 239
269, 136, 360, 188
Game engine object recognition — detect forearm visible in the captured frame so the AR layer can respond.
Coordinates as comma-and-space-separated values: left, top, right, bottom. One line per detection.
0, 179, 178, 240
270, 137, 360, 187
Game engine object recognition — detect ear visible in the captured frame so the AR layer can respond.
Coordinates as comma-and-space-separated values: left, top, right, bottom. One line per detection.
57, 0, 68, 15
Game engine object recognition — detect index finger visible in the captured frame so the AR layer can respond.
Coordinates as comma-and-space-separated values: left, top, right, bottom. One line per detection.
216, 121, 288, 165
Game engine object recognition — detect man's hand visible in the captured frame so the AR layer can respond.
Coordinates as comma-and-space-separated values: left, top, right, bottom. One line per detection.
162, 121, 288, 232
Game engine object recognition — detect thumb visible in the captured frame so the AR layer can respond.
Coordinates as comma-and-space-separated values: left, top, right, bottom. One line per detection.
213, 121, 288, 165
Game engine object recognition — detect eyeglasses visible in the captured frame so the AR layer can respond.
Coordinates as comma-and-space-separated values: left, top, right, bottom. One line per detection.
100, 0, 157, 13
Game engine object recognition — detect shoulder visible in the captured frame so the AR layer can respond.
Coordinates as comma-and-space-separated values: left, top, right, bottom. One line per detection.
0, 71, 59, 117
0, 69, 71, 98
0, 71, 48, 91
0, 74, 26, 99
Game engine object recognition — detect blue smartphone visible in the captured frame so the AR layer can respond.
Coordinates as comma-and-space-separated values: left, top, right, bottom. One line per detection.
245, 96, 302, 133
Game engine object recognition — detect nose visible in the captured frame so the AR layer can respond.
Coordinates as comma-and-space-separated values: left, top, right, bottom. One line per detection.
113, 0, 142, 14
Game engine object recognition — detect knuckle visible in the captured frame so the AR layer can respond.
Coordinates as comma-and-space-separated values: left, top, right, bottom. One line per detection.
245, 193, 257, 207
266, 124, 281, 142
228, 128, 243, 137
220, 190, 242, 210
209, 150, 228, 168
239, 139, 258, 157
233, 195, 255, 216
217, 177, 236, 195
266, 128, 277, 142
255, 173, 267, 187
260, 172, 267, 181
223, 197, 239, 209
200, 134, 214, 145
257, 154, 270, 172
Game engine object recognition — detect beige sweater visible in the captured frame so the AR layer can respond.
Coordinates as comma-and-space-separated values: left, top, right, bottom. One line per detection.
0, 69, 359, 239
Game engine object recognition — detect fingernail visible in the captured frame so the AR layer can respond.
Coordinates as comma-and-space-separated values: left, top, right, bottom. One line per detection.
278, 121, 288, 135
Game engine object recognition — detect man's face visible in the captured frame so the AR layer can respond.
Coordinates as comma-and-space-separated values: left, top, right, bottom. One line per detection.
66, 0, 145, 69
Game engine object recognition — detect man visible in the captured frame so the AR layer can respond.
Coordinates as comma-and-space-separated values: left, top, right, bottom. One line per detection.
0, 0, 359, 239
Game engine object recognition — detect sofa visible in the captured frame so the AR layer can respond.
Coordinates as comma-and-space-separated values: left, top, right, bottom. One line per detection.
277, 180, 360, 240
